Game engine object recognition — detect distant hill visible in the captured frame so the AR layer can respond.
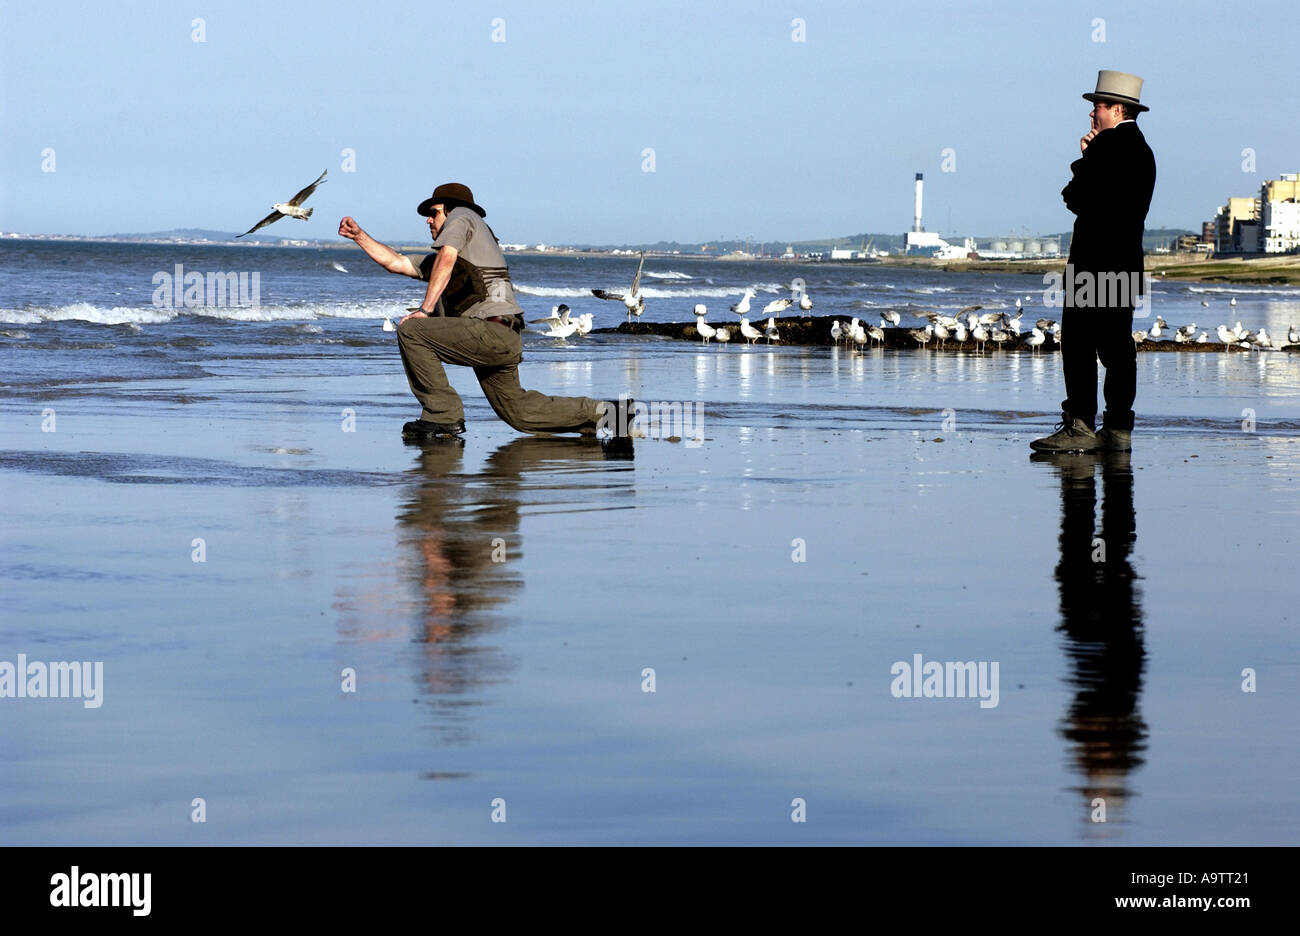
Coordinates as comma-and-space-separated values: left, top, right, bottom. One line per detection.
118, 228, 308, 244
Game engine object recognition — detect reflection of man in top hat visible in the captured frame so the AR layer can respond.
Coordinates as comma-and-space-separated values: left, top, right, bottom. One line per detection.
338, 183, 633, 442
1032, 71, 1156, 454
1036, 451, 1147, 831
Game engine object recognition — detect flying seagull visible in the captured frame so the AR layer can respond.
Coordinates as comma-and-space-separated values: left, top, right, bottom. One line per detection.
592, 252, 646, 320
238, 169, 327, 238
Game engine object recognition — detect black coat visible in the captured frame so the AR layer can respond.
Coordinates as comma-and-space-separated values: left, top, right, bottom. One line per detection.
1061, 121, 1156, 307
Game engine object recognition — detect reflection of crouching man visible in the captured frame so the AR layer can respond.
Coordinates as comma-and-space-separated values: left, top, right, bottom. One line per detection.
339, 182, 632, 441
1032, 71, 1155, 455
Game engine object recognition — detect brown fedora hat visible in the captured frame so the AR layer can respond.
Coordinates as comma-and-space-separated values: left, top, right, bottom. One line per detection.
417, 182, 486, 218
1082, 69, 1148, 113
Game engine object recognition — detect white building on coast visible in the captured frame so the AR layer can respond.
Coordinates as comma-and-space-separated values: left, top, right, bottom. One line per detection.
1211, 173, 1300, 254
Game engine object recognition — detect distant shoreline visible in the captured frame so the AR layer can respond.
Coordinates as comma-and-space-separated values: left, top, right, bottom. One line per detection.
4, 235, 1297, 285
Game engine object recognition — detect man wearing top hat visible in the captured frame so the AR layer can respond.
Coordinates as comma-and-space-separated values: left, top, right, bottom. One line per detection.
339, 183, 632, 441
1032, 70, 1156, 454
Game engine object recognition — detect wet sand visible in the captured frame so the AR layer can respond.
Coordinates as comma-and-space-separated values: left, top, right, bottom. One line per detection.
2, 341, 1299, 843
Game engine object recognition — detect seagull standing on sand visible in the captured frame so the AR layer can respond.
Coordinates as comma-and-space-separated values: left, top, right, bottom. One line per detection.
972, 322, 990, 353
765, 317, 780, 343
909, 325, 934, 348
715, 326, 731, 348
238, 169, 327, 237
830, 319, 843, 346
739, 317, 762, 344
866, 323, 884, 348
1024, 326, 1045, 353
592, 252, 646, 320
693, 304, 716, 344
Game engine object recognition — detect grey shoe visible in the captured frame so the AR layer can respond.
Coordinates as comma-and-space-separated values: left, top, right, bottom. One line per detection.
1029, 414, 1100, 453
1095, 427, 1132, 451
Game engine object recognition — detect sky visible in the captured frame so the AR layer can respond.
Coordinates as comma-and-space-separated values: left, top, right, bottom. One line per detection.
1, 0, 1297, 245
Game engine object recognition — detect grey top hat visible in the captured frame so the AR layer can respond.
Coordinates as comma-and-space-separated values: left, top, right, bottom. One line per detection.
1083, 69, 1148, 113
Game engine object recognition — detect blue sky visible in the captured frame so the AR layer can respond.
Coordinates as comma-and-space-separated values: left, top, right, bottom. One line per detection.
2, 0, 1296, 244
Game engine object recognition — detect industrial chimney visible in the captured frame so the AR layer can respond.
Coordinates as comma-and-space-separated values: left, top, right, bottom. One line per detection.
913, 173, 924, 233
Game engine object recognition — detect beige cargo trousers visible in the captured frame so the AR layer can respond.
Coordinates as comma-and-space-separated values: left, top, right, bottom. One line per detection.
396, 315, 605, 434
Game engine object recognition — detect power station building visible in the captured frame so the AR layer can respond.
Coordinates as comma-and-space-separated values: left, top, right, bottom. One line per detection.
902, 172, 1056, 259
902, 173, 974, 259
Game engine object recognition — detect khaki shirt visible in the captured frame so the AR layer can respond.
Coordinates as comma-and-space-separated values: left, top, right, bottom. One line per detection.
407, 207, 522, 321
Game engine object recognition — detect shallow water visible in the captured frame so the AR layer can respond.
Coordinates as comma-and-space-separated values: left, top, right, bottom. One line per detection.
2, 244, 1299, 843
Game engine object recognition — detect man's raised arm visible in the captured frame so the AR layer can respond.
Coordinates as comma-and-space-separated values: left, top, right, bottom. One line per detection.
338, 216, 419, 277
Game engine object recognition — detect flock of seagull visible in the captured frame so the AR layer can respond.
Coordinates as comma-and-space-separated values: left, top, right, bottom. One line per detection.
690, 283, 814, 346
829, 299, 1056, 354
469, 252, 1300, 353
1140, 313, 1300, 350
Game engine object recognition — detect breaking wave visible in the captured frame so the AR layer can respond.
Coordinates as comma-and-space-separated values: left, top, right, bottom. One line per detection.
1184, 284, 1300, 297
0, 301, 408, 326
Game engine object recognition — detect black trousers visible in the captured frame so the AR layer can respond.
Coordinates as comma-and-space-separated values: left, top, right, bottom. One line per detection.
1061, 307, 1136, 431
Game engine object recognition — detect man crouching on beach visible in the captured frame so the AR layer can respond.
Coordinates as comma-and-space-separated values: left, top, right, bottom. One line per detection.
338, 182, 633, 442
